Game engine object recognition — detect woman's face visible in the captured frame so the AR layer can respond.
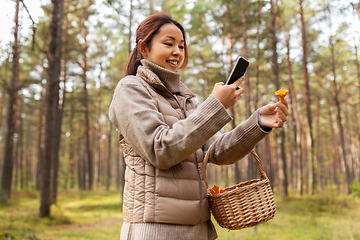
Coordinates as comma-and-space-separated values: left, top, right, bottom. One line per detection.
141, 23, 185, 72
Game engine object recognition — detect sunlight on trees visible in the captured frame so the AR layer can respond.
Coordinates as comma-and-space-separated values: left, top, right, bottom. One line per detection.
0, 0, 359, 218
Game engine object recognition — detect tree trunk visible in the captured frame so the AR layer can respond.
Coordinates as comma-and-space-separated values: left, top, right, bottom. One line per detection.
36, 85, 45, 190
128, 0, 133, 55
329, 34, 351, 194
50, 0, 69, 203
261, 74, 275, 186
271, 0, 287, 197
50, 74, 61, 204
315, 99, 325, 192
14, 101, 20, 190
299, 0, 316, 195
329, 110, 340, 193
253, 0, 262, 193
106, 121, 112, 190
39, 0, 63, 217
225, 30, 241, 184
281, 26, 303, 195
342, 84, 353, 182
355, 37, 360, 183
77, 121, 85, 190
0, 53, 9, 131
68, 87, 75, 189
106, 69, 115, 191
24, 129, 31, 188
254, 0, 261, 111
18, 99, 24, 189
61, 0, 70, 190
240, 0, 257, 183
0, 0, 20, 203
81, 6, 93, 191
96, 66, 102, 186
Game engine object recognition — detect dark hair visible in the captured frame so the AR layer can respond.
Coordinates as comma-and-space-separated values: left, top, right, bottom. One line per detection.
124, 12, 188, 76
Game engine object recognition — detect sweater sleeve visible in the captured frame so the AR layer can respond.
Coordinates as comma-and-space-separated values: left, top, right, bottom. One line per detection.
205, 108, 271, 165
109, 76, 232, 170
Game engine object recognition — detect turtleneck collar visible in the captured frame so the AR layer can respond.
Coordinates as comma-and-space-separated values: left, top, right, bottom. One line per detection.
141, 59, 181, 94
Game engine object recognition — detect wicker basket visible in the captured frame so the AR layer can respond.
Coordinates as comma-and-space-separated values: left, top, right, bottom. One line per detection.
204, 146, 276, 230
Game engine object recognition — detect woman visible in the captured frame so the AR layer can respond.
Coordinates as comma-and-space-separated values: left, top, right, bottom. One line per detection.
109, 11, 288, 240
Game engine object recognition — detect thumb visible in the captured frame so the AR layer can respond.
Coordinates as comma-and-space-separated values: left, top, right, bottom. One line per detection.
261, 103, 277, 114
271, 102, 279, 110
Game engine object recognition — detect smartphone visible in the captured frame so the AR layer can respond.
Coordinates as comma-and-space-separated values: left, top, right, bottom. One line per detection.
225, 57, 249, 85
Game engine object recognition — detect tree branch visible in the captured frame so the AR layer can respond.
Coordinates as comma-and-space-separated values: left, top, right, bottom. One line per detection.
20, 0, 37, 51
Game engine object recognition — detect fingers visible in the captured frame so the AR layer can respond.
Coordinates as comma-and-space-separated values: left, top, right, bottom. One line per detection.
277, 99, 289, 116
267, 102, 289, 128
235, 85, 244, 99
277, 110, 287, 124
212, 76, 246, 108
259, 103, 276, 115
280, 98, 289, 109
231, 76, 245, 89
231, 77, 245, 100
259, 98, 290, 129
275, 102, 289, 124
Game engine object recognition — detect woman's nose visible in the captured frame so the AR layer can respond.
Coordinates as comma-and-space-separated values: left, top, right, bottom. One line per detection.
172, 47, 181, 55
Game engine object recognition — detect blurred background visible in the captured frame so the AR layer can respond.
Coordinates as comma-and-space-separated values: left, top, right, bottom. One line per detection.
0, 0, 360, 239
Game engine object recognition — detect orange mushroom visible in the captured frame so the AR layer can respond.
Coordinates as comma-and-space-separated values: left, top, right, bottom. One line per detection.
275, 89, 289, 103
209, 185, 226, 195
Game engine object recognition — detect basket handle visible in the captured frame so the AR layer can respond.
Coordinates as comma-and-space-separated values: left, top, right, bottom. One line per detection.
203, 145, 268, 189
250, 149, 268, 180
203, 144, 213, 189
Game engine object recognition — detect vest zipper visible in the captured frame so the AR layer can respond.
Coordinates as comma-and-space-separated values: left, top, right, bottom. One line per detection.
194, 151, 203, 224
164, 88, 187, 118
168, 89, 202, 224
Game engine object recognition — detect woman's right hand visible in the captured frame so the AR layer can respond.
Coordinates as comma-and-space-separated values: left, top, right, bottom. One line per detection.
212, 77, 245, 109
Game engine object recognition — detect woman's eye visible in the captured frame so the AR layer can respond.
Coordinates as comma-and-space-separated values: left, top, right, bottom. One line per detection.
165, 43, 172, 46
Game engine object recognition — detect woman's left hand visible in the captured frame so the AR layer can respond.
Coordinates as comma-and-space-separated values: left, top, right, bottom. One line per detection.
259, 99, 289, 128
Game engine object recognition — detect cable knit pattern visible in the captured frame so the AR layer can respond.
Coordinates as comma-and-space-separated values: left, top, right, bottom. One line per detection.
141, 59, 182, 93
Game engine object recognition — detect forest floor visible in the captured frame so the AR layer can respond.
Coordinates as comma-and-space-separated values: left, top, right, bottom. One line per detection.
1, 189, 360, 240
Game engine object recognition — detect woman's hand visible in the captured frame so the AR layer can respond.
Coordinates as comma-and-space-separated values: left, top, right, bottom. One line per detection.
212, 77, 245, 109
259, 99, 289, 128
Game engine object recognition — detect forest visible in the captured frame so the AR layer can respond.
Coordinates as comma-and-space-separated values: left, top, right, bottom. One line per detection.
0, 0, 360, 221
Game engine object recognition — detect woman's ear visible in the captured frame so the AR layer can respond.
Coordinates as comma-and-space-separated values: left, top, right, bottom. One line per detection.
137, 40, 148, 58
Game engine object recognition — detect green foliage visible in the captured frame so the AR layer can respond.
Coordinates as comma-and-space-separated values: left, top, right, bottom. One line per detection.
1, 191, 360, 240
215, 194, 360, 240
1, 0, 360, 222
350, 181, 360, 198
0, 190, 122, 240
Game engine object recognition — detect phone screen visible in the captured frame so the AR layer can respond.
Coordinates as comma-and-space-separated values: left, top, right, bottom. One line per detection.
225, 57, 249, 85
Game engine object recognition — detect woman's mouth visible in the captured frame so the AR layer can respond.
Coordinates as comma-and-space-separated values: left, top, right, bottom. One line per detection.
166, 60, 178, 67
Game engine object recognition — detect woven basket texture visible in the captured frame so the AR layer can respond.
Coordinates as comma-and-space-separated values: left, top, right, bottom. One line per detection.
205, 147, 276, 230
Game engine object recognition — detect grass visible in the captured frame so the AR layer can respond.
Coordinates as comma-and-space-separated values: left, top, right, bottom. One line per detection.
1, 189, 360, 239
215, 193, 360, 240
0, 190, 123, 240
